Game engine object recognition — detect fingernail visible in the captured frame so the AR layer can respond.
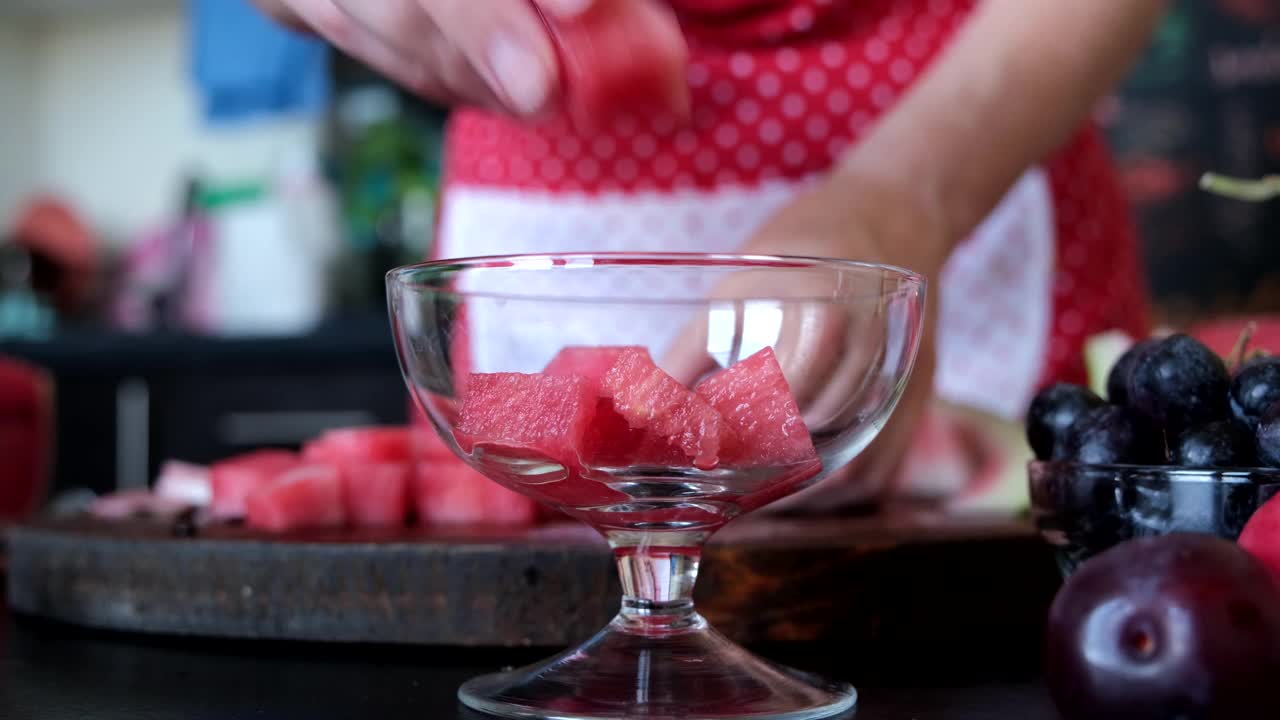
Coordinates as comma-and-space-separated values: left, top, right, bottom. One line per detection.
538, 0, 592, 17
488, 34, 552, 116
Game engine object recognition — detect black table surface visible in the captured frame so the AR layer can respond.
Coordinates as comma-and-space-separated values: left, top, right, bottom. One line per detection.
0, 600, 1060, 720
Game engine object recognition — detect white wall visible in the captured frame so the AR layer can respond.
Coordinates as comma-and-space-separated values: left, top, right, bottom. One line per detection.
1, 3, 322, 246
0, 20, 37, 227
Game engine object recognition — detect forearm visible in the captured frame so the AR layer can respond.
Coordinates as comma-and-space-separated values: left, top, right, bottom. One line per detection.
838, 0, 1169, 252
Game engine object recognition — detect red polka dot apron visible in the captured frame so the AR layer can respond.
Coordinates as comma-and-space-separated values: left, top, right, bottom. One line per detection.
435, 0, 1152, 422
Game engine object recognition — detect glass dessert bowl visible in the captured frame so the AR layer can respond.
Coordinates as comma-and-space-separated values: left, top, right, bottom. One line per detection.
1029, 460, 1280, 576
387, 253, 926, 720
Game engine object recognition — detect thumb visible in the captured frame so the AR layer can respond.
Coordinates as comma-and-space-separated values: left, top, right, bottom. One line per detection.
421, 0, 587, 116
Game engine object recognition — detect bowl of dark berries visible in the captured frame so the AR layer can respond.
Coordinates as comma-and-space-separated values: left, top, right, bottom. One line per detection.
1027, 327, 1280, 576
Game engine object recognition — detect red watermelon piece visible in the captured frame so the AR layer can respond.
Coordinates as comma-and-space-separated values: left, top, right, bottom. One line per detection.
455, 372, 598, 466
210, 449, 300, 519
245, 464, 346, 532
582, 398, 684, 466
538, 0, 689, 133
548, 347, 684, 467
544, 346, 647, 391
413, 459, 538, 527
694, 347, 818, 466
1240, 492, 1280, 581
601, 348, 737, 470
342, 462, 411, 527
303, 426, 412, 465
0, 358, 52, 521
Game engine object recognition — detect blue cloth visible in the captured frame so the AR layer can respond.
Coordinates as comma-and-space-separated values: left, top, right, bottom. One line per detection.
188, 0, 331, 126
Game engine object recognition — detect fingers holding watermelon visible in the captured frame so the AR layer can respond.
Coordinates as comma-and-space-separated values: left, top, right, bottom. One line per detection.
659, 295, 901, 510
252, 0, 689, 127
661, 168, 947, 513
536, 0, 691, 132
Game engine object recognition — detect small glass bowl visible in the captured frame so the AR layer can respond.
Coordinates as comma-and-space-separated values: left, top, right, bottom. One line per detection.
1029, 460, 1280, 576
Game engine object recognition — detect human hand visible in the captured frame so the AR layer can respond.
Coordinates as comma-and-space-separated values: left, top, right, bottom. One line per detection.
250, 0, 688, 125
664, 161, 951, 513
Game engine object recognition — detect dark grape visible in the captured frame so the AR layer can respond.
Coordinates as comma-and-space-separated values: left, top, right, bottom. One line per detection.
1046, 534, 1280, 720
1230, 357, 1280, 430
1172, 420, 1256, 468
1026, 384, 1106, 460
1054, 405, 1163, 465
1257, 402, 1280, 468
1106, 338, 1157, 406
1127, 334, 1229, 431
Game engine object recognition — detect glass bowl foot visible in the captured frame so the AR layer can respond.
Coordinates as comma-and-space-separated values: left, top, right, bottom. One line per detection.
459, 614, 856, 720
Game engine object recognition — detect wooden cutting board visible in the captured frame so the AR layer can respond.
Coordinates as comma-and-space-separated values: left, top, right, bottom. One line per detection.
5, 511, 1060, 655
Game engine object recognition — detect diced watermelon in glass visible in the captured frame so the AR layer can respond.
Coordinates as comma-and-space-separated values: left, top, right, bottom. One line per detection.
582, 397, 683, 467
601, 348, 737, 470
210, 449, 300, 519
695, 347, 819, 466
303, 426, 413, 465
245, 464, 346, 532
455, 372, 598, 466
544, 346, 649, 393
413, 459, 538, 527
546, 347, 684, 467
342, 462, 412, 527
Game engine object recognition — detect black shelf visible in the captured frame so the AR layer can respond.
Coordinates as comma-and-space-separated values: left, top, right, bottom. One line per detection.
0, 310, 400, 376
0, 310, 410, 499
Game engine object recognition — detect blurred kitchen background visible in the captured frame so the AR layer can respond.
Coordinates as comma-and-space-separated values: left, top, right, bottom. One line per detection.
0, 0, 1279, 502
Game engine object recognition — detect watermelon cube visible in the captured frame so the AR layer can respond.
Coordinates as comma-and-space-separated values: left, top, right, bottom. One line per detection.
210, 449, 300, 519
455, 372, 598, 466
245, 464, 346, 532
544, 346, 649, 392
303, 426, 413, 465
601, 348, 737, 470
583, 398, 683, 467
694, 347, 818, 466
547, 347, 687, 467
413, 459, 538, 527
539, 0, 689, 133
342, 462, 411, 527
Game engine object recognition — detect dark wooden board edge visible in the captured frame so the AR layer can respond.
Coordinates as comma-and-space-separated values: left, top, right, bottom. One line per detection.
5, 513, 1059, 651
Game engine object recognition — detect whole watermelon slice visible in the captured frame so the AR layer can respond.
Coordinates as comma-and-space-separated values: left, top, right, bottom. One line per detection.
694, 347, 818, 467
601, 348, 737, 470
